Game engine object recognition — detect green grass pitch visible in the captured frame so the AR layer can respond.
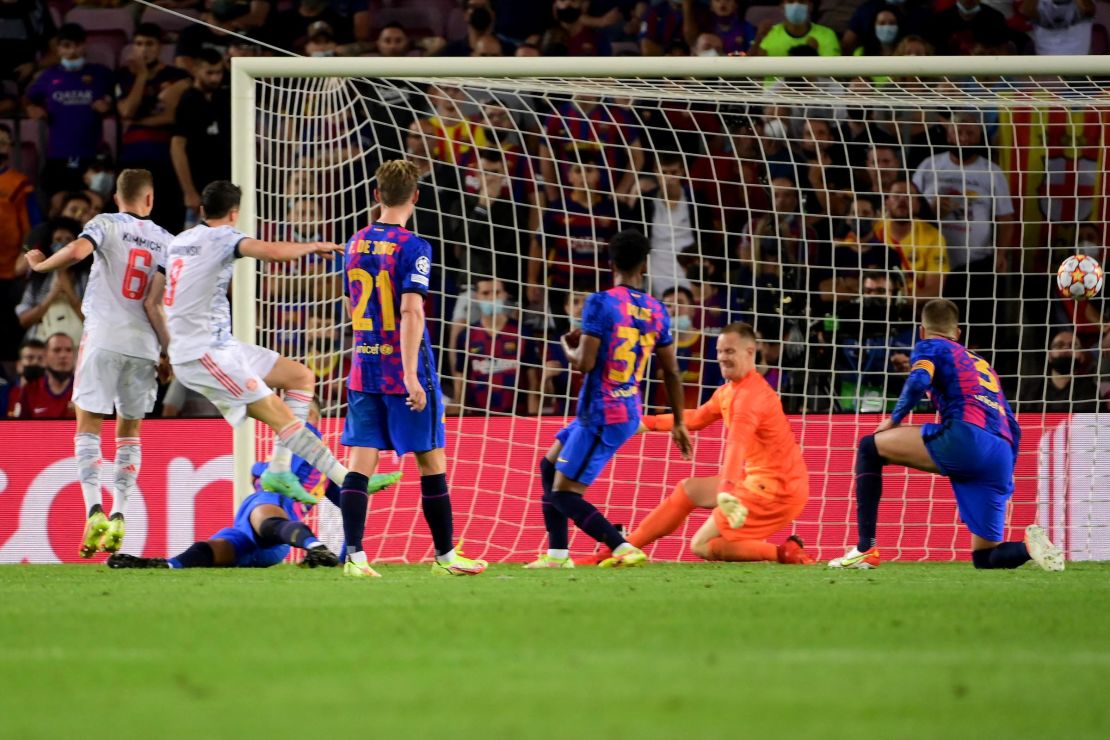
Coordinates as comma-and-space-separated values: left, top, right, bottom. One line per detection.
2, 563, 1108, 739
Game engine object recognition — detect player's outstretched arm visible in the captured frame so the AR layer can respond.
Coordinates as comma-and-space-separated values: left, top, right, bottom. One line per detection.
25, 237, 95, 273
237, 238, 342, 263
642, 398, 722, 434
400, 291, 427, 412
654, 342, 692, 460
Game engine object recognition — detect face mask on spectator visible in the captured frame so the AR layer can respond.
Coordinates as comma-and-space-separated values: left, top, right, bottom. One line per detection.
89, 171, 114, 196
1078, 239, 1099, 256
673, 314, 694, 332
61, 57, 85, 71
470, 6, 494, 31
568, 314, 582, 329
1049, 356, 1074, 375
957, 0, 980, 15
47, 366, 73, 382
861, 296, 892, 323
762, 117, 788, 140
311, 50, 336, 57
698, 48, 720, 57
556, 6, 582, 24
783, 3, 809, 25
837, 217, 872, 240
478, 299, 505, 316
22, 365, 45, 383
875, 24, 899, 45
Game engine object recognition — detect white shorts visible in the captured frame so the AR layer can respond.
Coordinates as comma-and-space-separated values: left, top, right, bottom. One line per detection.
173, 342, 279, 427
73, 345, 158, 419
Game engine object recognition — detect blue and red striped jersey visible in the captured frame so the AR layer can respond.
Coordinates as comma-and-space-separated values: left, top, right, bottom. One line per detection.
578, 285, 673, 427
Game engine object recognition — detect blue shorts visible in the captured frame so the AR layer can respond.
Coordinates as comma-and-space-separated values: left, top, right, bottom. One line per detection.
554, 418, 640, 486
922, 420, 1015, 542
210, 491, 291, 568
342, 388, 446, 456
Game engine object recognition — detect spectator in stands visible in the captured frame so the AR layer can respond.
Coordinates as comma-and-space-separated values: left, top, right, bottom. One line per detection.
8, 332, 75, 419
1019, 0, 1095, 55
853, 9, 906, 55
823, 195, 903, 302
25, 23, 115, 194
841, 0, 932, 55
161, 377, 219, 418
0, 123, 38, 373
742, 175, 818, 321
304, 21, 338, 57
798, 116, 852, 223
117, 23, 191, 231
894, 32, 933, 57
303, 311, 348, 411
443, 0, 504, 56
527, 160, 620, 308
925, 0, 1012, 55
684, 0, 756, 55
472, 34, 506, 57
452, 276, 536, 415
1, 337, 45, 414
534, 289, 587, 416
271, 0, 353, 53
873, 179, 947, 301
689, 116, 769, 242
539, 94, 645, 202
551, 0, 611, 56
444, 148, 525, 289
0, 0, 56, 110
425, 84, 487, 165
405, 118, 461, 251
641, 0, 689, 55
755, 0, 841, 56
652, 285, 706, 411
515, 42, 542, 57
633, 152, 696, 298
692, 31, 724, 56
47, 154, 113, 216
175, 0, 242, 72
1018, 330, 1099, 413
372, 22, 414, 57
172, 48, 231, 225
913, 111, 1015, 296
16, 217, 85, 344
865, 144, 904, 199
832, 270, 915, 412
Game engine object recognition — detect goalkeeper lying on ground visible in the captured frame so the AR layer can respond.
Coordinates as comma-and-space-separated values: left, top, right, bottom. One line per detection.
108, 404, 400, 569
581, 322, 814, 565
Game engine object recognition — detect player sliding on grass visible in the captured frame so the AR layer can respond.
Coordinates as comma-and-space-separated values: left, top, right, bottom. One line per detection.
338, 160, 486, 578
107, 402, 401, 569
25, 169, 172, 559
830, 298, 1064, 571
526, 229, 692, 569
163, 180, 352, 504
582, 322, 814, 565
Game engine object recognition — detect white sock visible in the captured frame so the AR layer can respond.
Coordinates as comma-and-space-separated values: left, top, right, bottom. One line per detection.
276, 422, 349, 485
347, 549, 367, 564
436, 548, 457, 564
74, 433, 102, 514
111, 437, 141, 517
547, 549, 569, 559
613, 542, 635, 556
271, 390, 313, 473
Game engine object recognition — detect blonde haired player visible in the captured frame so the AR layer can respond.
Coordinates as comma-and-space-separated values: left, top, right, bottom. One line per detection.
584, 322, 815, 565
163, 181, 386, 507
27, 169, 172, 558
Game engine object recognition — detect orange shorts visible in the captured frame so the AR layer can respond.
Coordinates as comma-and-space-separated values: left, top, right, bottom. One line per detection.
712, 476, 808, 542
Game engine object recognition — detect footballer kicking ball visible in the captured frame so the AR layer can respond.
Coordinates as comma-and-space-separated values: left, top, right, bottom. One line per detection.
1057, 254, 1104, 300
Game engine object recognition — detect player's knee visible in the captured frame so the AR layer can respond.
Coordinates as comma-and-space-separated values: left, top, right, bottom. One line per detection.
690, 537, 712, 560
292, 363, 315, 390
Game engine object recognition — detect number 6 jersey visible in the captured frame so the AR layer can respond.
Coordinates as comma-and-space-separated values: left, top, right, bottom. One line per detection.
343, 222, 437, 395
578, 285, 673, 428
79, 212, 171, 361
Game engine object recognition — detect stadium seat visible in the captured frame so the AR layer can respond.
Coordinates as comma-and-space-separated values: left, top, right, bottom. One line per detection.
85, 43, 116, 70
64, 7, 136, 38
139, 6, 201, 35
86, 30, 130, 67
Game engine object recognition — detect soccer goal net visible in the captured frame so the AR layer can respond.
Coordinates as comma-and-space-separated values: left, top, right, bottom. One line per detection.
231, 56, 1108, 563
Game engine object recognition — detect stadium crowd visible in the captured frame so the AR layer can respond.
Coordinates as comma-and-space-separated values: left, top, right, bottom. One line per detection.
1, 0, 1109, 419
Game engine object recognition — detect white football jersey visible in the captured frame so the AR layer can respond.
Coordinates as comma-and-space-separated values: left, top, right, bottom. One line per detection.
79, 213, 171, 361
164, 224, 247, 364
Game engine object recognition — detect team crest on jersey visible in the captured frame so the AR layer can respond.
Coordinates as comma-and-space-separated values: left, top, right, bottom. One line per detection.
416, 256, 431, 275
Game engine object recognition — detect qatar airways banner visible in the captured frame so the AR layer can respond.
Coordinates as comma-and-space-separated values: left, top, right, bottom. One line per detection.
0, 415, 1100, 564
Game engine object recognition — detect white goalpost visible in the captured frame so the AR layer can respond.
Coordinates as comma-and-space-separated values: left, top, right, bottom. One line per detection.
231, 55, 1109, 563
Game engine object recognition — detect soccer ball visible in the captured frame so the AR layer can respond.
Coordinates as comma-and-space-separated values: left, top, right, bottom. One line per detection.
1056, 254, 1104, 300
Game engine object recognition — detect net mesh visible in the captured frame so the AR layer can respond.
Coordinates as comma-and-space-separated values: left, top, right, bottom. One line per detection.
245, 71, 1108, 563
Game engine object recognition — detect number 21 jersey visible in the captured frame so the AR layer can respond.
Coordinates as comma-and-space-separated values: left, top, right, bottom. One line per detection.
344, 222, 437, 395
79, 212, 170, 361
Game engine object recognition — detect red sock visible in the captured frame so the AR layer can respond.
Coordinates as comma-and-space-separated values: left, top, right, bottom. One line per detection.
707, 538, 778, 562
628, 481, 697, 548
